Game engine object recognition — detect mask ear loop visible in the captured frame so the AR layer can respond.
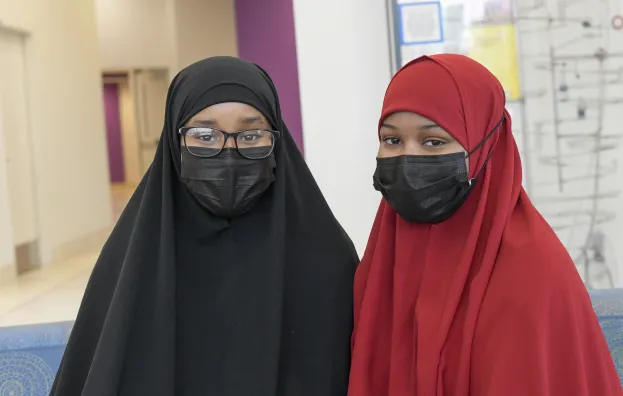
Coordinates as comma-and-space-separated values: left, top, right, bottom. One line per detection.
466, 115, 505, 185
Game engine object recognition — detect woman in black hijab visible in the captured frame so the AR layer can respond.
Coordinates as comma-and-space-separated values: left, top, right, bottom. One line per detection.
50, 56, 358, 396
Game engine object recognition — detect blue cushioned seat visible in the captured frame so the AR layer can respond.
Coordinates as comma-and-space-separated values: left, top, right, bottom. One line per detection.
590, 288, 623, 385
0, 321, 72, 395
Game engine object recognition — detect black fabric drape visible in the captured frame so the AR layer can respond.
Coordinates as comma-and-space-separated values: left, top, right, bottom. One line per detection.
50, 56, 358, 396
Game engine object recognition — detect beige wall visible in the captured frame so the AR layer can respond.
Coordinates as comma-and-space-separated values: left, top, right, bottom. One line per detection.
95, 0, 238, 75
95, 0, 177, 71
0, 0, 112, 265
173, 0, 238, 70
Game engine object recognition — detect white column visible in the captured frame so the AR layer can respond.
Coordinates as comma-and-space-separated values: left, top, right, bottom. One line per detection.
293, 0, 393, 255
0, 98, 16, 278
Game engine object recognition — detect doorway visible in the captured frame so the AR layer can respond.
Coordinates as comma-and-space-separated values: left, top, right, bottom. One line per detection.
0, 28, 40, 275
103, 81, 126, 184
101, 69, 168, 220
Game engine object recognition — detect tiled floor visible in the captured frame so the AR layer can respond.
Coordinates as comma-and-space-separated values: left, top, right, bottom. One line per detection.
0, 183, 135, 327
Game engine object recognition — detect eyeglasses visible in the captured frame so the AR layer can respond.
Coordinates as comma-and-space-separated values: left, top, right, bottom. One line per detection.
178, 127, 280, 160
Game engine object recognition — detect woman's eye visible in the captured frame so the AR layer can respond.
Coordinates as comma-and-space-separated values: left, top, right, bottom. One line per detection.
423, 139, 445, 147
199, 134, 216, 142
241, 133, 261, 141
382, 137, 401, 145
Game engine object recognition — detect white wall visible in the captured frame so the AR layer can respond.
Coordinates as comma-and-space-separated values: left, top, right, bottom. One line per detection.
292, 0, 392, 255
0, 100, 15, 273
0, 0, 112, 265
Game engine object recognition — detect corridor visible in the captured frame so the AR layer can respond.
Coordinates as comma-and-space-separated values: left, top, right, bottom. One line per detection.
0, 184, 134, 327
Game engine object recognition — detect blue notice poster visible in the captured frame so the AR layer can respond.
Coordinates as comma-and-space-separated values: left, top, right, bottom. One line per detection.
397, 1, 444, 45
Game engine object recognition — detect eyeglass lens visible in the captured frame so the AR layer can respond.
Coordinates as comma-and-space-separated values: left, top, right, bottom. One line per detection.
184, 128, 275, 159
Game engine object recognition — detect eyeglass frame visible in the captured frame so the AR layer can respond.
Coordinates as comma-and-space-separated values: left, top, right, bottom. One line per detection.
178, 126, 281, 159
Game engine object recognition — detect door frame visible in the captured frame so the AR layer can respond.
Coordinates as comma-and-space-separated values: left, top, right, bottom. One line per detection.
102, 68, 169, 183
103, 70, 140, 184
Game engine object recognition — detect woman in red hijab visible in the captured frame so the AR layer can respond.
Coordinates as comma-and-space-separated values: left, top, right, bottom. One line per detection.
348, 53, 622, 396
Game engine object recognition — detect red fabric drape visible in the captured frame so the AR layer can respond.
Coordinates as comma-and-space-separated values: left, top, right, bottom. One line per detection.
348, 54, 622, 396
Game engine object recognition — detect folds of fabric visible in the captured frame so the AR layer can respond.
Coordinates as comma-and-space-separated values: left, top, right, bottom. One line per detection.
50, 57, 359, 396
348, 54, 622, 396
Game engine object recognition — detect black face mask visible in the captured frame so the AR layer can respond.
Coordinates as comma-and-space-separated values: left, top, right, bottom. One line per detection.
373, 152, 472, 223
181, 147, 276, 218
373, 117, 503, 224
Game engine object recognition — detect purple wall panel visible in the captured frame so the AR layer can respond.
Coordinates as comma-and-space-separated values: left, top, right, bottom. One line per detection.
235, 0, 304, 153
103, 83, 125, 183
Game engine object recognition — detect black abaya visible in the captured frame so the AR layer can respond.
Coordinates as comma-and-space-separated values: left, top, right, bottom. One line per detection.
50, 57, 359, 396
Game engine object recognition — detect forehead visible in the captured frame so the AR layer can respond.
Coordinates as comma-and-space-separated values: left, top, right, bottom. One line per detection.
189, 102, 266, 122
382, 111, 437, 127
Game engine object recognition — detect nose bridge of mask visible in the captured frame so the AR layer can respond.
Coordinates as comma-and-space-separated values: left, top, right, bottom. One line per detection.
464, 115, 505, 183
181, 148, 244, 183
405, 153, 467, 187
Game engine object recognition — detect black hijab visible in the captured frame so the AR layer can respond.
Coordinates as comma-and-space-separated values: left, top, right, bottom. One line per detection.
51, 57, 358, 396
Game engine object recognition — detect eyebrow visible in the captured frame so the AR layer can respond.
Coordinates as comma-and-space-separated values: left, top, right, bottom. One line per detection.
380, 122, 441, 130
191, 119, 216, 127
239, 116, 266, 126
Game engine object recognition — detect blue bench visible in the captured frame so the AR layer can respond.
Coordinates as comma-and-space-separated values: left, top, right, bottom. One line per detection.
1, 290, 623, 395
590, 288, 623, 384
0, 321, 72, 395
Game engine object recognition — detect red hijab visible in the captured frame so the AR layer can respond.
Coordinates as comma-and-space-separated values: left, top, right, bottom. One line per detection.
348, 54, 622, 396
